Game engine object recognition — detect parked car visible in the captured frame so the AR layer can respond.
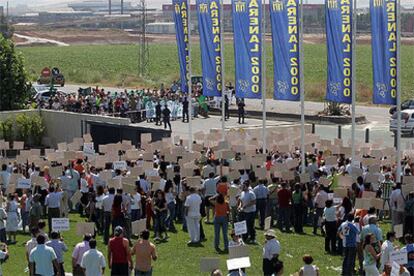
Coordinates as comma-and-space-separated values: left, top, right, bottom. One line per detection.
389, 99, 414, 114
389, 109, 414, 136
33, 89, 65, 102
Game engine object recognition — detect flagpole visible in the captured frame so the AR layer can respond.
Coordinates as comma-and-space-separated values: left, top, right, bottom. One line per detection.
396, 0, 401, 182
299, 0, 305, 173
187, 0, 193, 151
351, 0, 357, 167
220, 0, 226, 141
262, 0, 267, 153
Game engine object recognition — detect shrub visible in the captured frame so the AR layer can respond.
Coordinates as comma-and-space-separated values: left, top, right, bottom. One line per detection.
0, 117, 14, 142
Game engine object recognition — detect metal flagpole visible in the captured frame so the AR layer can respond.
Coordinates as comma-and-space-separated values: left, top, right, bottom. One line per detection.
188, 0, 193, 151
262, 0, 267, 153
396, 0, 402, 182
220, 0, 226, 141
299, 0, 305, 173
351, 0, 357, 167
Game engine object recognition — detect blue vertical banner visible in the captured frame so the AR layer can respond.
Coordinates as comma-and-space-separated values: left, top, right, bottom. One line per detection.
197, 0, 223, 97
232, 0, 262, 99
173, 0, 190, 93
270, 0, 300, 101
370, 0, 397, 105
325, 0, 353, 104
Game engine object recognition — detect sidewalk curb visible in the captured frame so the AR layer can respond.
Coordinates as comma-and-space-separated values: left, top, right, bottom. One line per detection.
209, 108, 367, 125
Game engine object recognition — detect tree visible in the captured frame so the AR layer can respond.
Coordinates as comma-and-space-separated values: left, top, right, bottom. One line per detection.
0, 35, 31, 111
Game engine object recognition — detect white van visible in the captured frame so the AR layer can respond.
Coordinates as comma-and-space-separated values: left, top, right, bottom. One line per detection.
390, 109, 414, 136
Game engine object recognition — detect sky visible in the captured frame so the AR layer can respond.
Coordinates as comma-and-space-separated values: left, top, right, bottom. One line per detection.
2, 0, 413, 9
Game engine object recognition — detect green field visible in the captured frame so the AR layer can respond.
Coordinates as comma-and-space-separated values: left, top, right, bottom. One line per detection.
2, 213, 395, 276
18, 43, 414, 102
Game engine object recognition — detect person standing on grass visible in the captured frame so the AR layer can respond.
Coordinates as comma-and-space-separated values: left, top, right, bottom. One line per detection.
277, 182, 292, 233
45, 186, 63, 235
108, 226, 132, 276
338, 213, 359, 276
380, 232, 396, 273
0, 204, 7, 243
363, 233, 381, 276
292, 183, 305, 234
184, 187, 202, 245
313, 185, 328, 235
298, 255, 320, 276
0, 243, 9, 276
323, 199, 338, 254
209, 193, 230, 252
390, 183, 405, 231
401, 234, 414, 275
81, 239, 106, 276
46, 231, 68, 276
72, 234, 92, 276
132, 230, 157, 276
152, 190, 168, 241
5, 194, 19, 244
253, 179, 269, 230
262, 229, 281, 276
238, 180, 257, 244
29, 234, 61, 276
202, 172, 220, 224
103, 187, 115, 245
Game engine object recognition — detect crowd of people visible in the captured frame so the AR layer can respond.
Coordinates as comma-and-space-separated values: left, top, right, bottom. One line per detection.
0, 136, 414, 275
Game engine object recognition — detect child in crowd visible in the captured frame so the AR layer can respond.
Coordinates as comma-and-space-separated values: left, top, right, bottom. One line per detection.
299, 254, 320, 276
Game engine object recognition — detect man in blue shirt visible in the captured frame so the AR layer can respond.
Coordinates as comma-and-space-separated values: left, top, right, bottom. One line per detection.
46, 231, 68, 275
402, 234, 414, 275
338, 214, 359, 276
29, 234, 60, 276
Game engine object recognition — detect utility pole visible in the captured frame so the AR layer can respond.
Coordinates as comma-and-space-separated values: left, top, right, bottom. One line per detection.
138, 0, 149, 77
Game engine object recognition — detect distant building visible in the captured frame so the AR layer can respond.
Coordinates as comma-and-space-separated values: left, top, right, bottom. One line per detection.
146, 22, 175, 34
68, 0, 140, 13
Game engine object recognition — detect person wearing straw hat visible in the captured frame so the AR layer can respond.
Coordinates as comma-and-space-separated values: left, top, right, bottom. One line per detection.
263, 229, 281, 276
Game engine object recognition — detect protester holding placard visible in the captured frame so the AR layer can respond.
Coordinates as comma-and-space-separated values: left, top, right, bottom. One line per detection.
164, 181, 176, 232
253, 179, 269, 231
323, 200, 338, 254
238, 181, 257, 244
380, 231, 397, 272
102, 188, 115, 244
95, 186, 105, 234
313, 185, 328, 235
45, 186, 63, 235
152, 190, 168, 241
292, 183, 305, 234
29, 194, 42, 230
390, 183, 406, 231
277, 183, 292, 233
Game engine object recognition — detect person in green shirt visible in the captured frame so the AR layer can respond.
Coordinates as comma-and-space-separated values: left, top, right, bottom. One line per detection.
292, 184, 305, 233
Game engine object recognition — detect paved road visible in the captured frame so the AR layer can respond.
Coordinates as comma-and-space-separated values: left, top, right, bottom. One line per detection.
60, 84, 411, 149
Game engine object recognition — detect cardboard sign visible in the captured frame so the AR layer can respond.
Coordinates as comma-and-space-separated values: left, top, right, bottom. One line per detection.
52, 218, 70, 231
113, 161, 127, 171
17, 178, 31, 189
229, 245, 249, 259
131, 219, 147, 235
50, 166, 63, 179
141, 133, 152, 144
362, 191, 377, 199
108, 178, 122, 189
227, 257, 251, 271
319, 177, 331, 187
403, 175, 414, 184
76, 222, 95, 236
187, 176, 202, 188
200, 257, 220, 273
32, 176, 47, 188
338, 175, 354, 187
355, 198, 371, 210
264, 216, 271, 231
299, 173, 310, 184
334, 188, 348, 198
390, 249, 408, 265
234, 221, 247, 236
13, 141, 24, 150
122, 183, 136, 194
83, 143, 95, 155
394, 224, 403, 238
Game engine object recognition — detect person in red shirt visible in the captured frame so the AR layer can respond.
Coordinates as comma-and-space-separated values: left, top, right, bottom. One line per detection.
216, 176, 229, 197
277, 182, 292, 232
108, 226, 132, 275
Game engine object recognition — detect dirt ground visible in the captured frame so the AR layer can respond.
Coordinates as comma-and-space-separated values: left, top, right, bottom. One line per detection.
11, 27, 414, 46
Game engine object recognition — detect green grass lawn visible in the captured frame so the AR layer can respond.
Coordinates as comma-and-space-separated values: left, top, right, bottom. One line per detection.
18, 43, 414, 103
2, 213, 394, 276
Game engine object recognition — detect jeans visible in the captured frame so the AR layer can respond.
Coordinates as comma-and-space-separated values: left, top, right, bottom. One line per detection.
342, 247, 357, 276
293, 204, 304, 233
256, 199, 267, 228
186, 215, 200, 242
166, 202, 176, 230
135, 268, 152, 276
21, 211, 29, 232
278, 207, 291, 231
103, 211, 111, 244
131, 209, 141, 222
239, 211, 256, 241
214, 216, 229, 250
313, 208, 324, 233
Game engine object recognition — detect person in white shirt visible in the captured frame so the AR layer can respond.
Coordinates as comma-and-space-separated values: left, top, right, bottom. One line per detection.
130, 189, 142, 222
0, 165, 10, 190
299, 254, 320, 276
0, 243, 9, 276
202, 172, 220, 223
184, 187, 202, 244
262, 229, 280, 276
81, 239, 106, 276
390, 183, 405, 231
102, 188, 116, 244
380, 231, 396, 272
